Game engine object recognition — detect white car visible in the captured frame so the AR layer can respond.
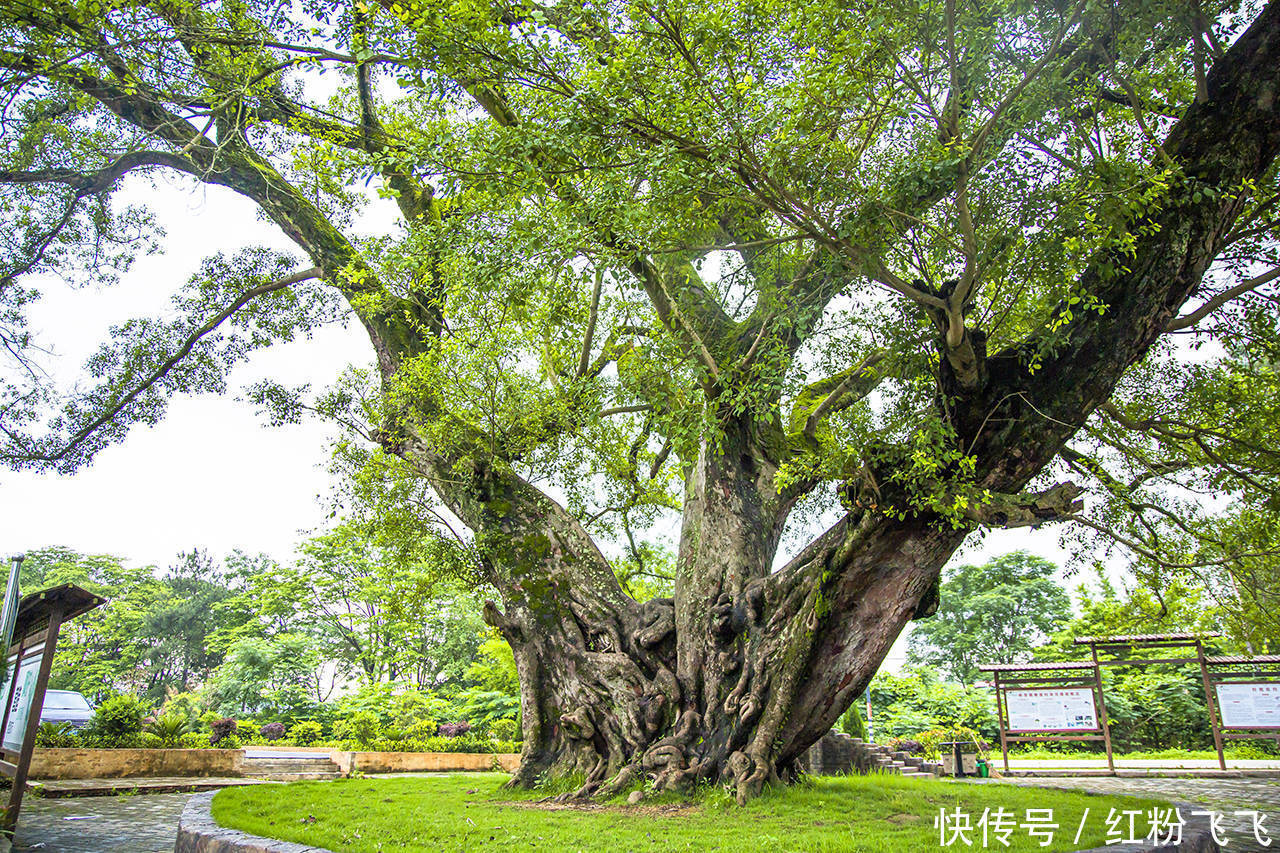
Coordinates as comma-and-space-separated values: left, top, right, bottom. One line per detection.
39, 690, 95, 728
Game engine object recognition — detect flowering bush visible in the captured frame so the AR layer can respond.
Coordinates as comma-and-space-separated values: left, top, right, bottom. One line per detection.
438, 721, 472, 738
260, 722, 286, 741
210, 717, 238, 746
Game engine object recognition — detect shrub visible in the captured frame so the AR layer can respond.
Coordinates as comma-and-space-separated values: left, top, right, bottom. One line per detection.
210, 718, 238, 746
260, 722, 286, 741
438, 721, 472, 738
158, 691, 203, 728
82, 694, 149, 744
288, 720, 323, 746
362, 734, 492, 754
335, 710, 381, 747
35, 721, 79, 748
213, 734, 243, 750
838, 703, 867, 741
487, 718, 517, 742
888, 738, 925, 755
179, 732, 212, 749
146, 714, 191, 747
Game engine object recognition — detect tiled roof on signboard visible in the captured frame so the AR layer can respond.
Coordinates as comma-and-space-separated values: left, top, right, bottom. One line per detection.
1072, 633, 1221, 644
1205, 655, 1280, 664
977, 661, 1096, 672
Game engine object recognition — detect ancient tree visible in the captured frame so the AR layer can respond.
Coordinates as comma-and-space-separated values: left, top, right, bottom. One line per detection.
3, 0, 1279, 799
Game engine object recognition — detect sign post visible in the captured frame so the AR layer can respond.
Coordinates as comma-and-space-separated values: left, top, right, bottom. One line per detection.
981, 662, 1110, 773
1202, 653, 1280, 763
0, 575, 105, 837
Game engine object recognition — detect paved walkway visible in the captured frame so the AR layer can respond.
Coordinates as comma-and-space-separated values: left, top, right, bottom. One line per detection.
28, 776, 268, 798
992, 774, 1280, 851
6, 791, 192, 852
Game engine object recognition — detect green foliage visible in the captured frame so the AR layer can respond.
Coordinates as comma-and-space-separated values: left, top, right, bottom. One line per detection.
145, 714, 191, 748
82, 694, 149, 745
485, 718, 518, 743
914, 726, 991, 761
214, 734, 243, 750
358, 735, 515, 755
458, 690, 519, 734
464, 635, 519, 696
908, 551, 1073, 684
179, 732, 214, 749
158, 692, 205, 729
25, 548, 255, 702
1031, 573, 1228, 752
837, 703, 866, 741
869, 667, 997, 743
35, 721, 79, 748
289, 721, 324, 746
335, 711, 382, 747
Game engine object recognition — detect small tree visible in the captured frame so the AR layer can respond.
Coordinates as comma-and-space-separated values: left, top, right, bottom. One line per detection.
908, 552, 1072, 684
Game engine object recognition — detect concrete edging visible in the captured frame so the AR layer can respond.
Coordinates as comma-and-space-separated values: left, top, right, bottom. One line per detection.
175, 790, 336, 853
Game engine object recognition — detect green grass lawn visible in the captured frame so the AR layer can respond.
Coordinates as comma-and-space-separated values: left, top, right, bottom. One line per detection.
212, 772, 1170, 852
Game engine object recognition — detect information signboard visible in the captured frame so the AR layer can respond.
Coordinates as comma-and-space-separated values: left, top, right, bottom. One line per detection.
1006, 688, 1099, 733
1215, 682, 1280, 729
1, 652, 42, 752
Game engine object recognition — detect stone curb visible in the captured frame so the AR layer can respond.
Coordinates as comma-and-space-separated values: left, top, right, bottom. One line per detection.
1004, 769, 1280, 779
174, 791, 336, 853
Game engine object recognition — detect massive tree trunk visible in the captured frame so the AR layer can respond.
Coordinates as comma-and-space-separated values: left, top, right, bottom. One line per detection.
403, 420, 964, 802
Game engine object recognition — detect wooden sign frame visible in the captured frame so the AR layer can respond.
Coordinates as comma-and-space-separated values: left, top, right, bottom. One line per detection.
0, 583, 105, 836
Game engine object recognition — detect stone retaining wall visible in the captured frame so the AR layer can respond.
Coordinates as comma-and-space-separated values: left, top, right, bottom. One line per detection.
28, 747, 521, 780
348, 750, 520, 774
29, 748, 244, 780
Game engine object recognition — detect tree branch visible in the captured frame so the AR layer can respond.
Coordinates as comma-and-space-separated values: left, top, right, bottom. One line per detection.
962, 482, 1085, 528
1165, 265, 1280, 331
11, 267, 319, 465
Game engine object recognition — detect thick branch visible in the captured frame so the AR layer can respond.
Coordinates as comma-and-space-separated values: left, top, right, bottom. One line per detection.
961, 481, 1085, 528
794, 350, 888, 439
0, 149, 196, 191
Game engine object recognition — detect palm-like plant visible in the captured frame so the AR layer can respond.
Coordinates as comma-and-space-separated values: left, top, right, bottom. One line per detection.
144, 714, 191, 748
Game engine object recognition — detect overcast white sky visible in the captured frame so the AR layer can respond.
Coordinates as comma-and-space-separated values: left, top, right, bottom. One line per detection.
0, 176, 1089, 671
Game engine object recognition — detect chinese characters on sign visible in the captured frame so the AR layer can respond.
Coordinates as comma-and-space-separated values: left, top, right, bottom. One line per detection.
1004, 688, 1098, 733
934, 807, 1272, 848
0, 652, 41, 753
1215, 683, 1280, 729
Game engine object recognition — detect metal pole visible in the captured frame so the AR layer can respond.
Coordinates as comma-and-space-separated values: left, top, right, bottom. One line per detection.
865, 689, 873, 744
1196, 640, 1227, 771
